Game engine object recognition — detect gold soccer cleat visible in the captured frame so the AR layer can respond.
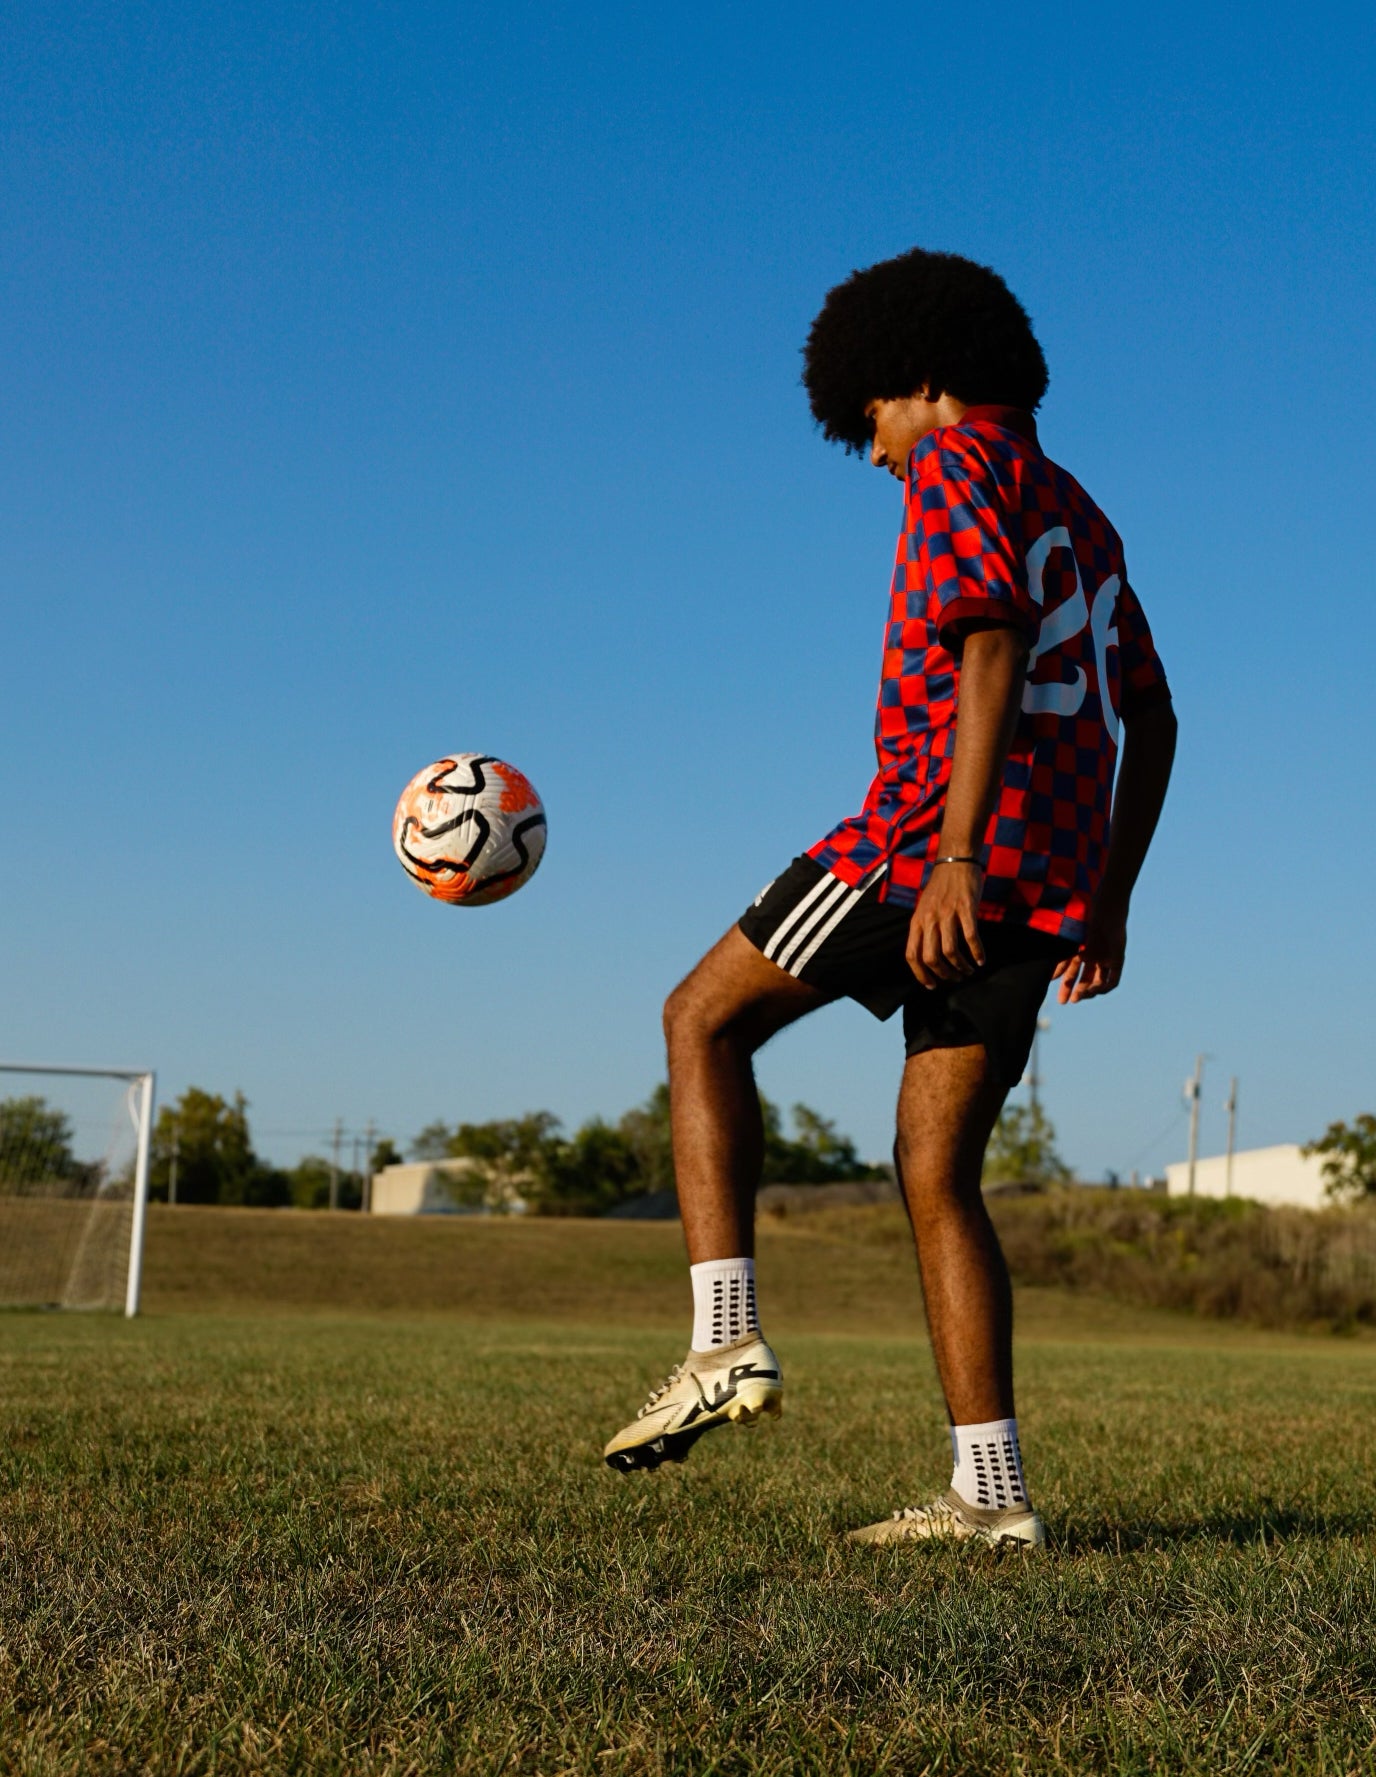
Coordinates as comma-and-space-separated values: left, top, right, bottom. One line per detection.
847, 1486, 1046, 1550
603, 1336, 783, 1473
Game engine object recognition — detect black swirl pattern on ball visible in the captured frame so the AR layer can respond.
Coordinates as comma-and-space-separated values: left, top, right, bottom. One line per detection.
465, 811, 547, 893
397, 808, 490, 881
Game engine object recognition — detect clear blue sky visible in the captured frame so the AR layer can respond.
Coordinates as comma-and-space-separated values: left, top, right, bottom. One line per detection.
4, 2, 1373, 1178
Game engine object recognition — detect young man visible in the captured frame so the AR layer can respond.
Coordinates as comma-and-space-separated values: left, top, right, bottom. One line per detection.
603, 248, 1177, 1549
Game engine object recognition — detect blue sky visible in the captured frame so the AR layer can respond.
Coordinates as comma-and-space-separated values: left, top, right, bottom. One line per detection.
3, 2, 1373, 1178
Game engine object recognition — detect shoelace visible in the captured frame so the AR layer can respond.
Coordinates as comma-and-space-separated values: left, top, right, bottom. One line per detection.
892, 1499, 956, 1524
637, 1363, 687, 1418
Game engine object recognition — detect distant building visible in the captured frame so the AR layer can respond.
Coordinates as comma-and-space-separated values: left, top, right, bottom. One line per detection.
369, 1159, 528, 1216
1165, 1143, 1328, 1210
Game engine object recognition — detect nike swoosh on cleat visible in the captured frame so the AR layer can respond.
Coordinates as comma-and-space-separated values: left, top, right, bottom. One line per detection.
676, 1362, 784, 1425
604, 1353, 783, 1473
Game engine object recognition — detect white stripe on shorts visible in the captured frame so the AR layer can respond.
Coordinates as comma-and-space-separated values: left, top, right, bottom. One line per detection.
762, 869, 847, 967
775, 862, 891, 979
788, 878, 868, 974
770, 877, 851, 974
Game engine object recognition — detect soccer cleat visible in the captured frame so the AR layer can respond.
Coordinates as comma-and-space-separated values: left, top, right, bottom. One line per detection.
847, 1486, 1046, 1549
603, 1336, 783, 1473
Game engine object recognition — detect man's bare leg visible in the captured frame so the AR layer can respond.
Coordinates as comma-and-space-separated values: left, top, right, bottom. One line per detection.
845, 1043, 1043, 1541
602, 928, 824, 1471
894, 1043, 1012, 1424
662, 926, 827, 1261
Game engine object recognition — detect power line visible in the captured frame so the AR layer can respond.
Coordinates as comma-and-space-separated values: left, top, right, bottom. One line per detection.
1120, 1108, 1187, 1177
253, 1125, 376, 1140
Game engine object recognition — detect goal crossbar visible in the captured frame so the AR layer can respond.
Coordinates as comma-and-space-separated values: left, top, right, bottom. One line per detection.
0, 1064, 156, 1316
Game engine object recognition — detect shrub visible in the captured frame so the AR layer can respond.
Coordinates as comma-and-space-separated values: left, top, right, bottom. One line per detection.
989, 1189, 1376, 1329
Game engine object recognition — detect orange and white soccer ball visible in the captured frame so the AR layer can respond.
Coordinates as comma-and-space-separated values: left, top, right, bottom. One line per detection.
392, 753, 547, 906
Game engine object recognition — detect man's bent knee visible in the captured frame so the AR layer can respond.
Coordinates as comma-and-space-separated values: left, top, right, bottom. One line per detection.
663, 973, 707, 1047
664, 927, 824, 1055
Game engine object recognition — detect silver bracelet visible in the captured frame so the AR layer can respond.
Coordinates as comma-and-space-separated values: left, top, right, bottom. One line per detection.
932, 855, 983, 867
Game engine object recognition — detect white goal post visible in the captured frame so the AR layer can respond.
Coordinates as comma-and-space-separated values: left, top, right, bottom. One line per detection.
0, 1063, 156, 1317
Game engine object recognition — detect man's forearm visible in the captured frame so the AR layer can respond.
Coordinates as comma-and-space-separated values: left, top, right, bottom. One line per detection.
937, 625, 1029, 855
1097, 700, 1178, 908
905, 623, 1028, 984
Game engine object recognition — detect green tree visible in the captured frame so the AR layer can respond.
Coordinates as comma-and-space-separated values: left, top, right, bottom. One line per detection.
608, 1084, 884, 1192
287, 1156, 363, 1210
759, 1097, 887, 1184
403, 1087, 886, 1217
538, 1120, 642, 1217
407, 1108, 650, 1216
436, 1112, 563, 1211
982, 1102, 1071, 1188
617, 1084, 675, 1195
369, 1137, 403, 1173
0, 1096, 76, 1184
1303, 1115, 1376, 1201
288, 1156, 334, 1209
151, 1088, 289, 1206
410, 1121, 454, 1161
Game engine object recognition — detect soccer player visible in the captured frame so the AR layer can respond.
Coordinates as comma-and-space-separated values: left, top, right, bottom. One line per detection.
603, 248, 1177, 1549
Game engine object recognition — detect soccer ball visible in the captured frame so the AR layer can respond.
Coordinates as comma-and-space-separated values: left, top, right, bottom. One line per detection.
392, 753, 547, 906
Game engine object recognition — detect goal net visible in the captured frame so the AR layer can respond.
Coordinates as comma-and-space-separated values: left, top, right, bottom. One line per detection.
0, 1065, 155, 1315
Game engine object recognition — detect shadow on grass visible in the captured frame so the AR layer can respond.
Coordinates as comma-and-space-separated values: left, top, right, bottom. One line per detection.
1056, 1504, 1376, 1554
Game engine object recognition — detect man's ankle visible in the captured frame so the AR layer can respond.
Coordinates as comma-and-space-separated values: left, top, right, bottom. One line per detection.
689, 1256, 761, 1350
950, 1417, 1029, 1510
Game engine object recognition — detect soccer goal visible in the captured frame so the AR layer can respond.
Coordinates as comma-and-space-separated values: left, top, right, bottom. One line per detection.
0, 1064, 155, 1316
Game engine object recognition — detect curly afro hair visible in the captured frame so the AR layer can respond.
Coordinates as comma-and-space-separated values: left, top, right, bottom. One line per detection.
802, 248, 1049, 453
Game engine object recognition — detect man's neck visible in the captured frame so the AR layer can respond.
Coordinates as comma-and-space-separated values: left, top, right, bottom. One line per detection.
959, 404, 1040, 445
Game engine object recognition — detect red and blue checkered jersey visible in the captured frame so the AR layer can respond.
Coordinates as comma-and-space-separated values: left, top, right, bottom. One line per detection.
808, 407, 1170, 943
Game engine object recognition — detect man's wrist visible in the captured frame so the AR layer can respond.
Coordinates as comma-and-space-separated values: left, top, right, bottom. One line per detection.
1094, 876, 1132, 916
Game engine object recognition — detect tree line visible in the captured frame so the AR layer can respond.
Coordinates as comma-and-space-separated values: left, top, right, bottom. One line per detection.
142, 1089, 402, 1209
0, 1096, 114, 1196
408, 1085, 889, 1216
0, 1084, 1081, 1209
32, 1085, 1375, 1209
133, 1083, 887, 1213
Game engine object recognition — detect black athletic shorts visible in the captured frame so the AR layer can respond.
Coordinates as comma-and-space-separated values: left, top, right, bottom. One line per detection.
737, 855, 1075, 1092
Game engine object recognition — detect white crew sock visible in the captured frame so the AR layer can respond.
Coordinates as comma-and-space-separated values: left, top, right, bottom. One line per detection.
689, 1257, 761, 1351
950, 1418, 1029, 1510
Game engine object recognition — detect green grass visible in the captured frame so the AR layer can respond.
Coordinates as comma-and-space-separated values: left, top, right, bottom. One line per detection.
2, 1211, 1376, 1772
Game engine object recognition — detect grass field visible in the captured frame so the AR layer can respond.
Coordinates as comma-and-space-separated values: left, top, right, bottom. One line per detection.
3, 1208, 1376, 1774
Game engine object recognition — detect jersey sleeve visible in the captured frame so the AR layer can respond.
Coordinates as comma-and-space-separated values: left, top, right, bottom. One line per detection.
1115, 581, 1172, 717
916, 436, 1039, 651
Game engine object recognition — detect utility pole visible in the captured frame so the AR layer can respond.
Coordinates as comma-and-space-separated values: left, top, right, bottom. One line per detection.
1028, 1017, 1051, 1115
329, 1117, 342, 1212
1185, 1054, 1205, 1196
361, 1119, 375, 1215
1224, 1077, 1239, 1198
169, 1130, 179, 1207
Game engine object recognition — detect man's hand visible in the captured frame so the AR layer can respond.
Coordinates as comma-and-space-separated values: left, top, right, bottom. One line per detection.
906, 862, 986, 987
1054, 897, 1127, 1004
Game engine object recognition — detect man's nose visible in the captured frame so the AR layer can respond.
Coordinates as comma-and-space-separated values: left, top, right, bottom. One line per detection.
869, 436, 885, 467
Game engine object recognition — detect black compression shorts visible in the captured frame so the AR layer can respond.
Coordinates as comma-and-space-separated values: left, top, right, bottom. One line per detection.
737, 855, 1074, 1092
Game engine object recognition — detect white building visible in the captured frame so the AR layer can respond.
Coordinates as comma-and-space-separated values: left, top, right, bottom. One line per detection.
369, 1159, 528, 1216
1165, 1143, 1328, 1209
